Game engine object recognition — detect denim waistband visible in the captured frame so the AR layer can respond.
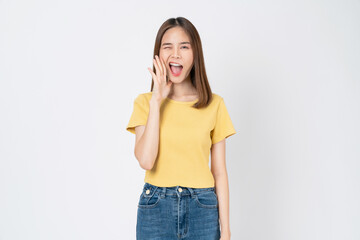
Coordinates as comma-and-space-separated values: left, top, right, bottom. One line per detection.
142, 182, 215, 199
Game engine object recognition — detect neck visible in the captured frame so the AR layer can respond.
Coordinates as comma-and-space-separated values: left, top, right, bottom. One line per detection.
169, 76, 197, 97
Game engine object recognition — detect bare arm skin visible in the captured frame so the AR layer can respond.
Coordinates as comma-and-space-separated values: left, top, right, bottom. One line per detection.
134, 55, 172, 170
211, 139, 231, 240
134, 98, 162, 170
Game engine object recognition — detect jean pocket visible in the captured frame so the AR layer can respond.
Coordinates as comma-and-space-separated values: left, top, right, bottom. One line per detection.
195, 190, 218, 209
138, 189, 161, 209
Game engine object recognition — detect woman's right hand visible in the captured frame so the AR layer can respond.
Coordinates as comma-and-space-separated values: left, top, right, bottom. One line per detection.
148, 55, 173, 104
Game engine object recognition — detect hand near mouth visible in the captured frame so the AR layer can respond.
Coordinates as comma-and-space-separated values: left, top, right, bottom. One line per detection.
148, 55, 173, 104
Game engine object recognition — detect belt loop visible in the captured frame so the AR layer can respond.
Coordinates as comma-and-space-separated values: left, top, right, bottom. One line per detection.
160, 186, 166, 198
186, 187, 196, 198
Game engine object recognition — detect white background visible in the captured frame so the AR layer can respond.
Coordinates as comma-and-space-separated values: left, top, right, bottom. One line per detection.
1, 0, 359, 239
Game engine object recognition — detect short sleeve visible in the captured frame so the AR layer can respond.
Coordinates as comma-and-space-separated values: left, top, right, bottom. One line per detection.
126, 94, 149, 134
211, 97, 236, 144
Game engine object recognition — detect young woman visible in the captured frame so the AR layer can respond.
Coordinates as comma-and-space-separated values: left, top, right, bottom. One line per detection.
126, 17, 236, 240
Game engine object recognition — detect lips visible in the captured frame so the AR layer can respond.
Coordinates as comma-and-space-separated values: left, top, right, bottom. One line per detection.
169, 62, 183, 77
169, 61, 182, 66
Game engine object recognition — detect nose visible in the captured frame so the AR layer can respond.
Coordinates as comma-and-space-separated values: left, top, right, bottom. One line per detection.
172, 48, 180, 59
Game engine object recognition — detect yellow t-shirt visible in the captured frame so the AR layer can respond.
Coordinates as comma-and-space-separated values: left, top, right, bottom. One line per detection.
126, 91, 236, 188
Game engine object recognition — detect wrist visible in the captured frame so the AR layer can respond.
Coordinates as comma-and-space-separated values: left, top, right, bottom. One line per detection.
150, 97, 162, 107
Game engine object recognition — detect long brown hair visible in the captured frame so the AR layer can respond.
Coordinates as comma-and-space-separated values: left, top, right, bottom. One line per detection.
150, 17, 213, 108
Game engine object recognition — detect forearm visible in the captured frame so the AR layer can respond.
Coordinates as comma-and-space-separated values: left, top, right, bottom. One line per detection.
135, 97, 162, 170
214, 172, 231, 237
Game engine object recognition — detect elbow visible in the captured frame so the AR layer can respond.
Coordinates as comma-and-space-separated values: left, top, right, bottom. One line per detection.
134, 146, 155, 170
135, 152, 154, 170
211, 169, 228, 179
139, 160, 153, 170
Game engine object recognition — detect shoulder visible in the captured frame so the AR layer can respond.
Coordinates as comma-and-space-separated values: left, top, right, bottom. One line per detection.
210, 93, 224, 107
211, 93, 223, 101
141, 91, 153, 99
134, 91, 153, 103
210, 93, 232, 114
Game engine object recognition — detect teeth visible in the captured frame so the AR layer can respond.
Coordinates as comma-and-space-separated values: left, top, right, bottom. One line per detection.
170, 63, 182, 67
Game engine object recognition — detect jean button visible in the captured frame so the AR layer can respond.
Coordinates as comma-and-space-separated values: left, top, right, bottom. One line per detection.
145, 189, 150, 194
178, 187, 183, 193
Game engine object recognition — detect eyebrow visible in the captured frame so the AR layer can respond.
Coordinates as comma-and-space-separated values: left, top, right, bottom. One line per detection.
161, 42, 191, 46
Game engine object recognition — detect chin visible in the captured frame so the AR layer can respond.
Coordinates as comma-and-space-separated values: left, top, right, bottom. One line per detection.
169, 78, 184, 83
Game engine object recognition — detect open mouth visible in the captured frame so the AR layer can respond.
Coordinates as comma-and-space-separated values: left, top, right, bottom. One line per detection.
169, 62, 183, 77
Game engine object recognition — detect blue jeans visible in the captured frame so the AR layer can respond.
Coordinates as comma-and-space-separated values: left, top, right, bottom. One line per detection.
136, 182, 221, 240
